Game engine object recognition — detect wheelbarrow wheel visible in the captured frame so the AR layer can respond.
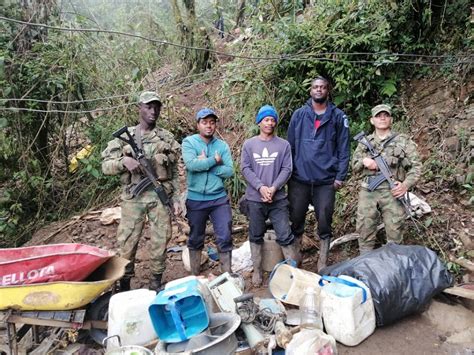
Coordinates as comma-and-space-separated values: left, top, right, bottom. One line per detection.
87, 291, 112, 345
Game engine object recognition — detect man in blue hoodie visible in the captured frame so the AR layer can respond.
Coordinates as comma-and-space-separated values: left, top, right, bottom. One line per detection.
287, 77, 350, 271
182, 108, 234, 275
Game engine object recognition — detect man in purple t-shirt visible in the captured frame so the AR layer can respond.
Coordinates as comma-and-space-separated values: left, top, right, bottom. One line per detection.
240, 105, 300, 287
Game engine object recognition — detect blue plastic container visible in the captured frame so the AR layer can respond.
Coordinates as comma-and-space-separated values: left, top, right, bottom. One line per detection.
148, 278, 209, 343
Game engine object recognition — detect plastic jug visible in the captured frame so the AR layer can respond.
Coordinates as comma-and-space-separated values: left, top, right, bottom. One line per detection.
320, 275, 376, 346
107, 289, 157, 350
299, 287, 323, 330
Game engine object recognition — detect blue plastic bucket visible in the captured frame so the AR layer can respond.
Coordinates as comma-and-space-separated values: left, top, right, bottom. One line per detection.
148, 278, 209, 343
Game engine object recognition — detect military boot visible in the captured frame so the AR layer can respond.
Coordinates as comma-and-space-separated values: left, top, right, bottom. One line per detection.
317, 238, 330, 273
189, 249, 202, 276
219, 251, 232, 274
149, 273, 163, 291
250, 242, 263, 287
281, 241, 301, 266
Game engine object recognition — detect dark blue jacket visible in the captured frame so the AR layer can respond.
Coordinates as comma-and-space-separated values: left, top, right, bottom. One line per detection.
287, 99, 350, 185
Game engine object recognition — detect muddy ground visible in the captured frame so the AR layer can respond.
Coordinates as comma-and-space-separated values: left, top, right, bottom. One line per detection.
25, 208, 474, 354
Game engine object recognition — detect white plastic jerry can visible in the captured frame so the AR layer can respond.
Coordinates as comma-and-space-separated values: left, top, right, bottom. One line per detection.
320, 275, 376, 346
107, 289, 157, 350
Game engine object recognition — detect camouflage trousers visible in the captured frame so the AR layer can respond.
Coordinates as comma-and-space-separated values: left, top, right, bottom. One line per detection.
356, 188, 405, 252
117, 198, 171, 276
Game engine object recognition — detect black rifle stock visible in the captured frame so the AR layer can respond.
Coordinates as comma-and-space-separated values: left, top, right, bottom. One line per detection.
354, 131, 420, 232
112, 126, 171, 212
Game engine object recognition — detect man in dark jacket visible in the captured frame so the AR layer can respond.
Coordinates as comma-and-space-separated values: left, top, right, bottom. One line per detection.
287, 77, 350, 271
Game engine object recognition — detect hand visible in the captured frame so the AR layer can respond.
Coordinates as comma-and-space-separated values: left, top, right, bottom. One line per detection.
122, 156, 140, 173
362, 157, 378, 170
268, 186, 276, 199
391, 181, 408, 198
197, 149, 206, 160
333, 180, 343, 190
259, 186, 273, 203
214, 151, 222, 165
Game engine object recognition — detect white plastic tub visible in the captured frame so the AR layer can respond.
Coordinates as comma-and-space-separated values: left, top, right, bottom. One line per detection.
320, 275, 375, 346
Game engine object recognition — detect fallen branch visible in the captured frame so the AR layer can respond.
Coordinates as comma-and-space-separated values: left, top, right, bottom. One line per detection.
330, 224, 384, 250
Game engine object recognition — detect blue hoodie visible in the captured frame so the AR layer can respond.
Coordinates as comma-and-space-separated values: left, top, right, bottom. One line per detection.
287, 100, 350, 184
182, 134, 234, 201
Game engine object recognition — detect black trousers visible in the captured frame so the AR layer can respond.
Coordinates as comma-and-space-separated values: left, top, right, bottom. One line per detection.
247, 198, 294, 246
288, 178, 335, 240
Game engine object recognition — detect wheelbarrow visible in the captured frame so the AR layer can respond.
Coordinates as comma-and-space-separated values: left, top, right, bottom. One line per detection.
0, 249, 129, 355
0, 244, 127, 311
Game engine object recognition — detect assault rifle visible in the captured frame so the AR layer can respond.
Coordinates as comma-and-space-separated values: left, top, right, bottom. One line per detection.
112, 126, 171, 212
354, 131, 420, 232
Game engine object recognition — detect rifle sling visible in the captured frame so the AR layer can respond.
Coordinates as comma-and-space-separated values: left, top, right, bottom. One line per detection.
379, 133, 398, 152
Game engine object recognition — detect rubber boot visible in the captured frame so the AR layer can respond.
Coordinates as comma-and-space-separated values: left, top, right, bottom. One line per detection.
281, 241, 301, 266
189, 249, 202, 276
149, 273, 163, 291
317, 238, 330, 273
250, 242, 263, 287
118, 277, 131, 292
293, 236, 303, 266
219, 251, 232, 274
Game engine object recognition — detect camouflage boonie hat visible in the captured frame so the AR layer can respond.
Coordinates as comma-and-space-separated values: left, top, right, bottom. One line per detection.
139, 91, 162, 105
371, 104, 392, 117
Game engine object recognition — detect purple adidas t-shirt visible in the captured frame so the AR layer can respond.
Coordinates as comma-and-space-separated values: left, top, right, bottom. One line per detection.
240, 135, 293, 202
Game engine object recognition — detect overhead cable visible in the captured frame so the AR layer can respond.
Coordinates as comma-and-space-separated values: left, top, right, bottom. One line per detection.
1, 16, 472, 64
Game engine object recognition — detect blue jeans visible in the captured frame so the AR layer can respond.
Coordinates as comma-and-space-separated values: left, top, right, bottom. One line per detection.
247, 198, 294, 246
185, 196, 233, 252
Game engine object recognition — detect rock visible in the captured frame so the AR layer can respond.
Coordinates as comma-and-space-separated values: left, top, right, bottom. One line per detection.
445, 136, 460, 152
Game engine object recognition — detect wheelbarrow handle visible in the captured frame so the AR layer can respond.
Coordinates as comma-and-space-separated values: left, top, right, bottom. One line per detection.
102, 334, 122, 348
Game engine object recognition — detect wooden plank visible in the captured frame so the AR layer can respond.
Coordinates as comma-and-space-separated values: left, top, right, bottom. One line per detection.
443, 286, 474, 300
30, 328, 63, 355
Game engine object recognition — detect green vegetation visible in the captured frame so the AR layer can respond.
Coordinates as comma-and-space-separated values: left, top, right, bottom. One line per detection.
0, 0, 471, 247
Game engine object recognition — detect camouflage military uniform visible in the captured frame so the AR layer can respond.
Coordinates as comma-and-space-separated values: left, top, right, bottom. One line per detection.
352, 133, 422, 250
101, 125, 180, 276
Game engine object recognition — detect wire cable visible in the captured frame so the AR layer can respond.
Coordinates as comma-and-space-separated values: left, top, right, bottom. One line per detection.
1, 16, 472, 63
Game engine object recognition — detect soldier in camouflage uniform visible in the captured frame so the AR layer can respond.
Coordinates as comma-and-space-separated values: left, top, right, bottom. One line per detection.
101, 91, 180, 290
352, 104, 422, 254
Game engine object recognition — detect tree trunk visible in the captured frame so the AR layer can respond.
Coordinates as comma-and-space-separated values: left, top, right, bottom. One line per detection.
16, 0, 56, 169
234, 0, 246, 29
171, 0, 213, 75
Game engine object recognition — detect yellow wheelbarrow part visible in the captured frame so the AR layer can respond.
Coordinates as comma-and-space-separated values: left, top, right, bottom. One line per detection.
0, 256, 128, 311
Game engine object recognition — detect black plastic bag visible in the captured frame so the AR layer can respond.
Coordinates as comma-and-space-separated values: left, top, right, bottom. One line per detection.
321, 243, 453, 326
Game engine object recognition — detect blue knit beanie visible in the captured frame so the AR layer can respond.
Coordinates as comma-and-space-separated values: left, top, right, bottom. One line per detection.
256, 105, 278, 124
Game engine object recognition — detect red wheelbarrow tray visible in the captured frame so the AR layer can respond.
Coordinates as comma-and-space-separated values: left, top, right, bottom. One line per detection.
0, 243, 115, 286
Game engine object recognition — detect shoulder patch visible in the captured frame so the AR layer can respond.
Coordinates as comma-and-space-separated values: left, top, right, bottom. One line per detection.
343, 116, 349, 128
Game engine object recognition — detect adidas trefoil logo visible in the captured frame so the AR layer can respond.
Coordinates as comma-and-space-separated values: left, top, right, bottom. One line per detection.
253, 148, 278, 166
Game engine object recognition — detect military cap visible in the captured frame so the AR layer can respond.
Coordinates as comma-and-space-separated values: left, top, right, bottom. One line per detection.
139, 91, 162, 105
371, 104, 392, 117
